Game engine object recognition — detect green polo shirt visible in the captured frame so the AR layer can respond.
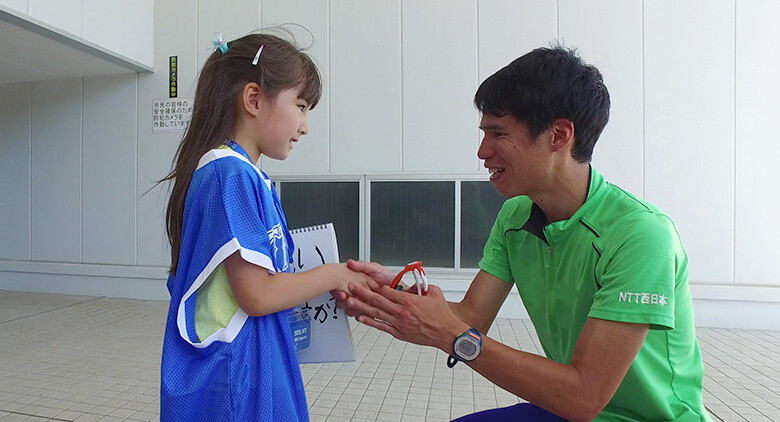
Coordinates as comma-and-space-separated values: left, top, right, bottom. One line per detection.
480, 167, 710, 421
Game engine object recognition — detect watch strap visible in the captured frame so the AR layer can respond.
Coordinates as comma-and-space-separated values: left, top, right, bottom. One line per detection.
447, 354, 459, 368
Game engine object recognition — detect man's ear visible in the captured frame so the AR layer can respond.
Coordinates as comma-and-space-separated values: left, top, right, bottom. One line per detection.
241, 82, 262, 117
550, 119, 575, 153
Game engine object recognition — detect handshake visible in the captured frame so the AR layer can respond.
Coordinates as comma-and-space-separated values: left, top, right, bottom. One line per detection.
332, 259, 429, 307
330, 259, 468, 353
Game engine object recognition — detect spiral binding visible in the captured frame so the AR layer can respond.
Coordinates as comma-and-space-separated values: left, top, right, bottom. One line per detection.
290, 223, 332, 234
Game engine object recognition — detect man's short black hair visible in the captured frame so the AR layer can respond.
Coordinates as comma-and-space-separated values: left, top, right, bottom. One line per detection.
474, 46, 610, 163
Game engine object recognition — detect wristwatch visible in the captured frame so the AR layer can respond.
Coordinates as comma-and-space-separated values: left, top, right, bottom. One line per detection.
447, 328, 482, 368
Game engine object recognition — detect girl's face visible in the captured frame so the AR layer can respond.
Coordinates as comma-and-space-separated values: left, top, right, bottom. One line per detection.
257, 86, 311, 161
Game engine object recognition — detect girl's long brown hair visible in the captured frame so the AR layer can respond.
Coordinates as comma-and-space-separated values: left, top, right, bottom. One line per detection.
159, 33, 322, 275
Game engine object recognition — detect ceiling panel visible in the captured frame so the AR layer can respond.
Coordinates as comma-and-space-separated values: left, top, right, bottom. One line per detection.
0, 7, 151, 85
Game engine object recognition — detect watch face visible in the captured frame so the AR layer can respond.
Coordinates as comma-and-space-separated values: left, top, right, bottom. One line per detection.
454, 336, 480, 361
457, 340, 477, 356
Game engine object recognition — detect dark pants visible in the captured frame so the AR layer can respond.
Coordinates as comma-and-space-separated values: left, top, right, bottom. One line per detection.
451, 403, 568, 421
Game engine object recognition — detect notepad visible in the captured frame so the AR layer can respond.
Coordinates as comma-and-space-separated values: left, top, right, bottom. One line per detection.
290, 223, 356, 364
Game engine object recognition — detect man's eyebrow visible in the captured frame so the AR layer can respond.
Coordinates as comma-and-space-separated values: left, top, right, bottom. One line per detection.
479, 124, 505, 131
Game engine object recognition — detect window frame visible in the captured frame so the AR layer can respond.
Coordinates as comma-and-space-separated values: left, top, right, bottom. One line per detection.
272, 173, 497, 280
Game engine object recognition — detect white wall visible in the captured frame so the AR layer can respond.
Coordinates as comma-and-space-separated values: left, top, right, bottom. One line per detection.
0, 0, 778, 330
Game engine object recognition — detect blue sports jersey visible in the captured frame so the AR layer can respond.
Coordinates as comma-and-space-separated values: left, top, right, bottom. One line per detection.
160, 141, 308, 421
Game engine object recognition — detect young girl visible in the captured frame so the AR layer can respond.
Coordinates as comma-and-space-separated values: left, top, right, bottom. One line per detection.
159, 33, 374, 421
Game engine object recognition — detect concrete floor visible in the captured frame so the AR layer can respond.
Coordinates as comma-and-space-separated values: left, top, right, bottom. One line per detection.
0, 290, 778, 421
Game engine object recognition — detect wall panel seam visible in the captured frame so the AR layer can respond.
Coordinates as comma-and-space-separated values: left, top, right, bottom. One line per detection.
28, 82, 33, 260
135, 73, 139, 266
80, 78, 84, 264
474, 0, 480, 172
30, 82, 35, 260
641, 0, 646, 200
399, 0, 404, 172
327, 0, 332, 173
732, 0, 737, 285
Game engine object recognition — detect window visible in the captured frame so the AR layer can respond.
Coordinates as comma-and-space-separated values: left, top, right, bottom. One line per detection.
279, 182, 360, 262
370, 181, 454, 267
460, 181, 507, 268
278, 178, 501, 271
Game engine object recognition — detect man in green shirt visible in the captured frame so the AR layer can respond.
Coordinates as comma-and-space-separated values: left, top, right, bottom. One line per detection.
337, 46, 710, 421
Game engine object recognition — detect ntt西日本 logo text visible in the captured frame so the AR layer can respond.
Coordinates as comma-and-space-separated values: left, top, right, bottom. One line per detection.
618, 292, 667, 306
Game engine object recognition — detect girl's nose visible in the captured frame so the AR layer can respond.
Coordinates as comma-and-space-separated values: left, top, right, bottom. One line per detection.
299, 117, 309, 136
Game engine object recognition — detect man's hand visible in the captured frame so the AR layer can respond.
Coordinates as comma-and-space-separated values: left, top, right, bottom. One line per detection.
332, 260, 396, 316
344, 282, 469, 352
346, 259, 395, 285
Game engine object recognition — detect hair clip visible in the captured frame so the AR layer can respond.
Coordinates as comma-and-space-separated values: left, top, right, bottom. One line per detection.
252, 45, 264, 65
212, 33, 228, 54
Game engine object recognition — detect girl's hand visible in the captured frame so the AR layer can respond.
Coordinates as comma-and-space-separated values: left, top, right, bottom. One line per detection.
333, 260, 394, 314
330, 263, 378, 296
346, 259, 395, 286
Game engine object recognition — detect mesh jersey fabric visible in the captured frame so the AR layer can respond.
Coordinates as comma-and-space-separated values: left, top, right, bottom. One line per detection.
160, 143, 308, 421
479, 166, 710, 421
